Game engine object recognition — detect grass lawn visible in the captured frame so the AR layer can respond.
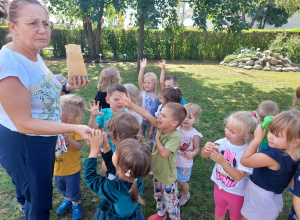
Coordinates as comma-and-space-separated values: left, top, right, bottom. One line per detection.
0, 59, 299, 220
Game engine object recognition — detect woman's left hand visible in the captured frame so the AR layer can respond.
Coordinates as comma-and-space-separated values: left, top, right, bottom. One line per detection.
66, 77, 90, 91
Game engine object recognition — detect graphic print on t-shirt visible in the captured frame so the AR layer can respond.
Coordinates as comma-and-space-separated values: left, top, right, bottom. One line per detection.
215, 148, 237, 187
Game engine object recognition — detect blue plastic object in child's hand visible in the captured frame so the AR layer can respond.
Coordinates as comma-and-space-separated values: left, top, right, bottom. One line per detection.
261, 116, 274, 143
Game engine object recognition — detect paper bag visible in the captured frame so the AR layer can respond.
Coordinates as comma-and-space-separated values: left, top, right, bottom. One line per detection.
65, 44, 88, 84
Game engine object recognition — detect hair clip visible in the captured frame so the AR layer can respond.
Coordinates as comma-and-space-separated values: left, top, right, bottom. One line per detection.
125, 170, 131, 177
134, 178, 138, 182
252, 111, 257, 117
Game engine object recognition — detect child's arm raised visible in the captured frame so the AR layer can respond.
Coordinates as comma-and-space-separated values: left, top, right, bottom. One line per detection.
64, 134, 84, 151
87, 101, 104, 129
88, 129, 103, 158
138, 58, 147, 90
201, 142, 216, 158
155, 130, 172, 158
210, 149, 246, 181
240, 125, 280, 170
160, 59, 166, 89
186, 135, 201, 160
118, 93, 157, 127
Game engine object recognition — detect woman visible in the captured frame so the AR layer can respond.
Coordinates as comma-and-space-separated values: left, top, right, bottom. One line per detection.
0, 0, 92, 219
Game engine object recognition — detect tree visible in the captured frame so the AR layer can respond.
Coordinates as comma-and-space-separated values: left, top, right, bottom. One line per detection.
275, 0, 300, 15
128, 0, 178, 72
48, 0, 126, 58
0, 0, 8, 19
189, 0, 291, 32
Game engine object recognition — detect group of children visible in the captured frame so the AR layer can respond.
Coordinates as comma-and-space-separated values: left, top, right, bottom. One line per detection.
40, 60, 300, 220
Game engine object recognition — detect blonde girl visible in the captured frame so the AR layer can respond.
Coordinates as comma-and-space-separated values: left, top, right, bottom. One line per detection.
124, 83, 143, 125
241, 110, 300, 220
201, 111, 258, 220
94, 67, 121, 110
138, 58, 160, 149
176, 103, 203, 206
85, 134, 151, 219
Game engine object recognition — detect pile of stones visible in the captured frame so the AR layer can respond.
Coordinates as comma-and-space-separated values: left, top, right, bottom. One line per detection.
220, 49, 300, 72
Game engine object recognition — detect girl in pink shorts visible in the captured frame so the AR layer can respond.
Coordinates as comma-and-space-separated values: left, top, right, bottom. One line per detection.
201, 111, 258, 220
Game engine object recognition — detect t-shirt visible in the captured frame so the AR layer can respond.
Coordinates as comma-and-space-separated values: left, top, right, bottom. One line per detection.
126, 109, 143, 125
152, 129, 180, 185
250, 148, 299, 194
54, 130, 83, 176
94, 90, 110, 110
141, 91, 160, 120
289, 166, 300, 220
0, 46, 62, 133
96, 108, 126, 153
176, 127, 203, 168
210, 138, 253, 196
181, 96, 186, 105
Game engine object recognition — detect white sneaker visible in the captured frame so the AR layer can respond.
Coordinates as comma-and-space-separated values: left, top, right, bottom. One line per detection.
179, 193, 190, 206
19, 204, 25, 215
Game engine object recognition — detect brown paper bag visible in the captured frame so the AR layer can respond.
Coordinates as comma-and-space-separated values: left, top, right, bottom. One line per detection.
65, 44, 88, 84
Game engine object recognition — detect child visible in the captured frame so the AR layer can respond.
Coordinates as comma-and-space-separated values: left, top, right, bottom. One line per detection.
54, 94, 87, 220
256, 100, 279, 151
176, 103, 203, 206
240, 110, 300, 220
159, 59, 185, 105
88, 83, 127, 153
94, 67, 121, 110
138, 58, 160, 149
201, 111, 258, 220
118, 93, 187, 220
288, 165, 300, 220
85, 131, 151, 219
124, 83, 143, 125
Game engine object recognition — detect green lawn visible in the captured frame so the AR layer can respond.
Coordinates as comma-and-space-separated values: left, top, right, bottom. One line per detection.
0, 59, 299, 220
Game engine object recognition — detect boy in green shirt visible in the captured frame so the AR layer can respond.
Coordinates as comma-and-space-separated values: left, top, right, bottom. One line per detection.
118, 93, 187, 220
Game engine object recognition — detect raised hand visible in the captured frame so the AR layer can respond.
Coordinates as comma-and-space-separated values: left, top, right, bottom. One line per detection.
160, 59, 166, 69
117, 93, 132, 109
253, 124, 266, 141
87, 100, 104, 117
89, 129, 103, 158
140, 58, 147, 69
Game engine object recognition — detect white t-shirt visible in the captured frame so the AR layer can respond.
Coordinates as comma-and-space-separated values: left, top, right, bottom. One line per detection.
210, 138, 253, 196
0, 45, 62, 133
126, 109, 143, 125
176, 127, 203, 168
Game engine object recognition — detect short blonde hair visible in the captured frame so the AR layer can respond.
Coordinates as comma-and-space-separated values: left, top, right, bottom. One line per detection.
144, 72, 159, 98
124, 84, 142, 107
60, 94, 86, 123
225, 111, 258, 141
184, 103, 201, 123
97, 67, 121, 92
257, 100, 279, 122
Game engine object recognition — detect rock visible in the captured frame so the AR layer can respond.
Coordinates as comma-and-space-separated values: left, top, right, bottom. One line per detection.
263, 67, 271, 71
283, 63, 291, 67
229, 63, 239, 67
246, 60, 254, 66
242, 58, 251, 63
244, 66, 253, 70
275, 68, 282, 72
238, 65, 244, 68
268, 57, 279, 65
270, 66, 276, 71
275, 65, 283, 68
255, 60, 261, 65
220, 61, 224, 65
294, 67, 300, 72
288, 67, 296, 72
266, 62, 270, 68
282, 68, 290, 72
253, 65, 263, 70
291, 63, 300, 67
273, 54, 281, 60
256, 52, 263, 58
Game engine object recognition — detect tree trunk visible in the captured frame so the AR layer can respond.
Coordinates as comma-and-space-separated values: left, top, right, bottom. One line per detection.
95, 21, 102, 58
87, 22, 95, 58
137, 14, 145, 73
250, 4, 265, 28
262, 16, 267, 29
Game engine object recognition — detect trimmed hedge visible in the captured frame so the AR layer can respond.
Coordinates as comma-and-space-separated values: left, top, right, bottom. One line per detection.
1, 25, 300, 61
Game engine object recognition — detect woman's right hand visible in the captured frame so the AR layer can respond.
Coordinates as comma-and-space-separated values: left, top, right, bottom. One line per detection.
87, 100, 104, 117
73, 124, 93, 142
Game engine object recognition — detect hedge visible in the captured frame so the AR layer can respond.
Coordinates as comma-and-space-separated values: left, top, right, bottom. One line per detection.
1, 26, 300, 61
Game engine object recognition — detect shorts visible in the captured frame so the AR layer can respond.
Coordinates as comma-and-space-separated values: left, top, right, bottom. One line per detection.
241, 179, 283, 220
177, 166, 192, 182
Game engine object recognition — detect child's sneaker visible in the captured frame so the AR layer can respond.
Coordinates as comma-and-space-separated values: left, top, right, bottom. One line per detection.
72, 203, 82, 220
19, 204, 25, 215
56, 200, 72, 214
148, 213, 167, 220
179, 192, 190, 206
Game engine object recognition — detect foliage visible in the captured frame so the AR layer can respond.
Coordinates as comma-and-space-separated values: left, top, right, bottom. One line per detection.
275, 0, 300, 15
0, 25, 8, 48
223, 54, 238, 63
189, 0, 291, 32
270, 33, 300, 62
